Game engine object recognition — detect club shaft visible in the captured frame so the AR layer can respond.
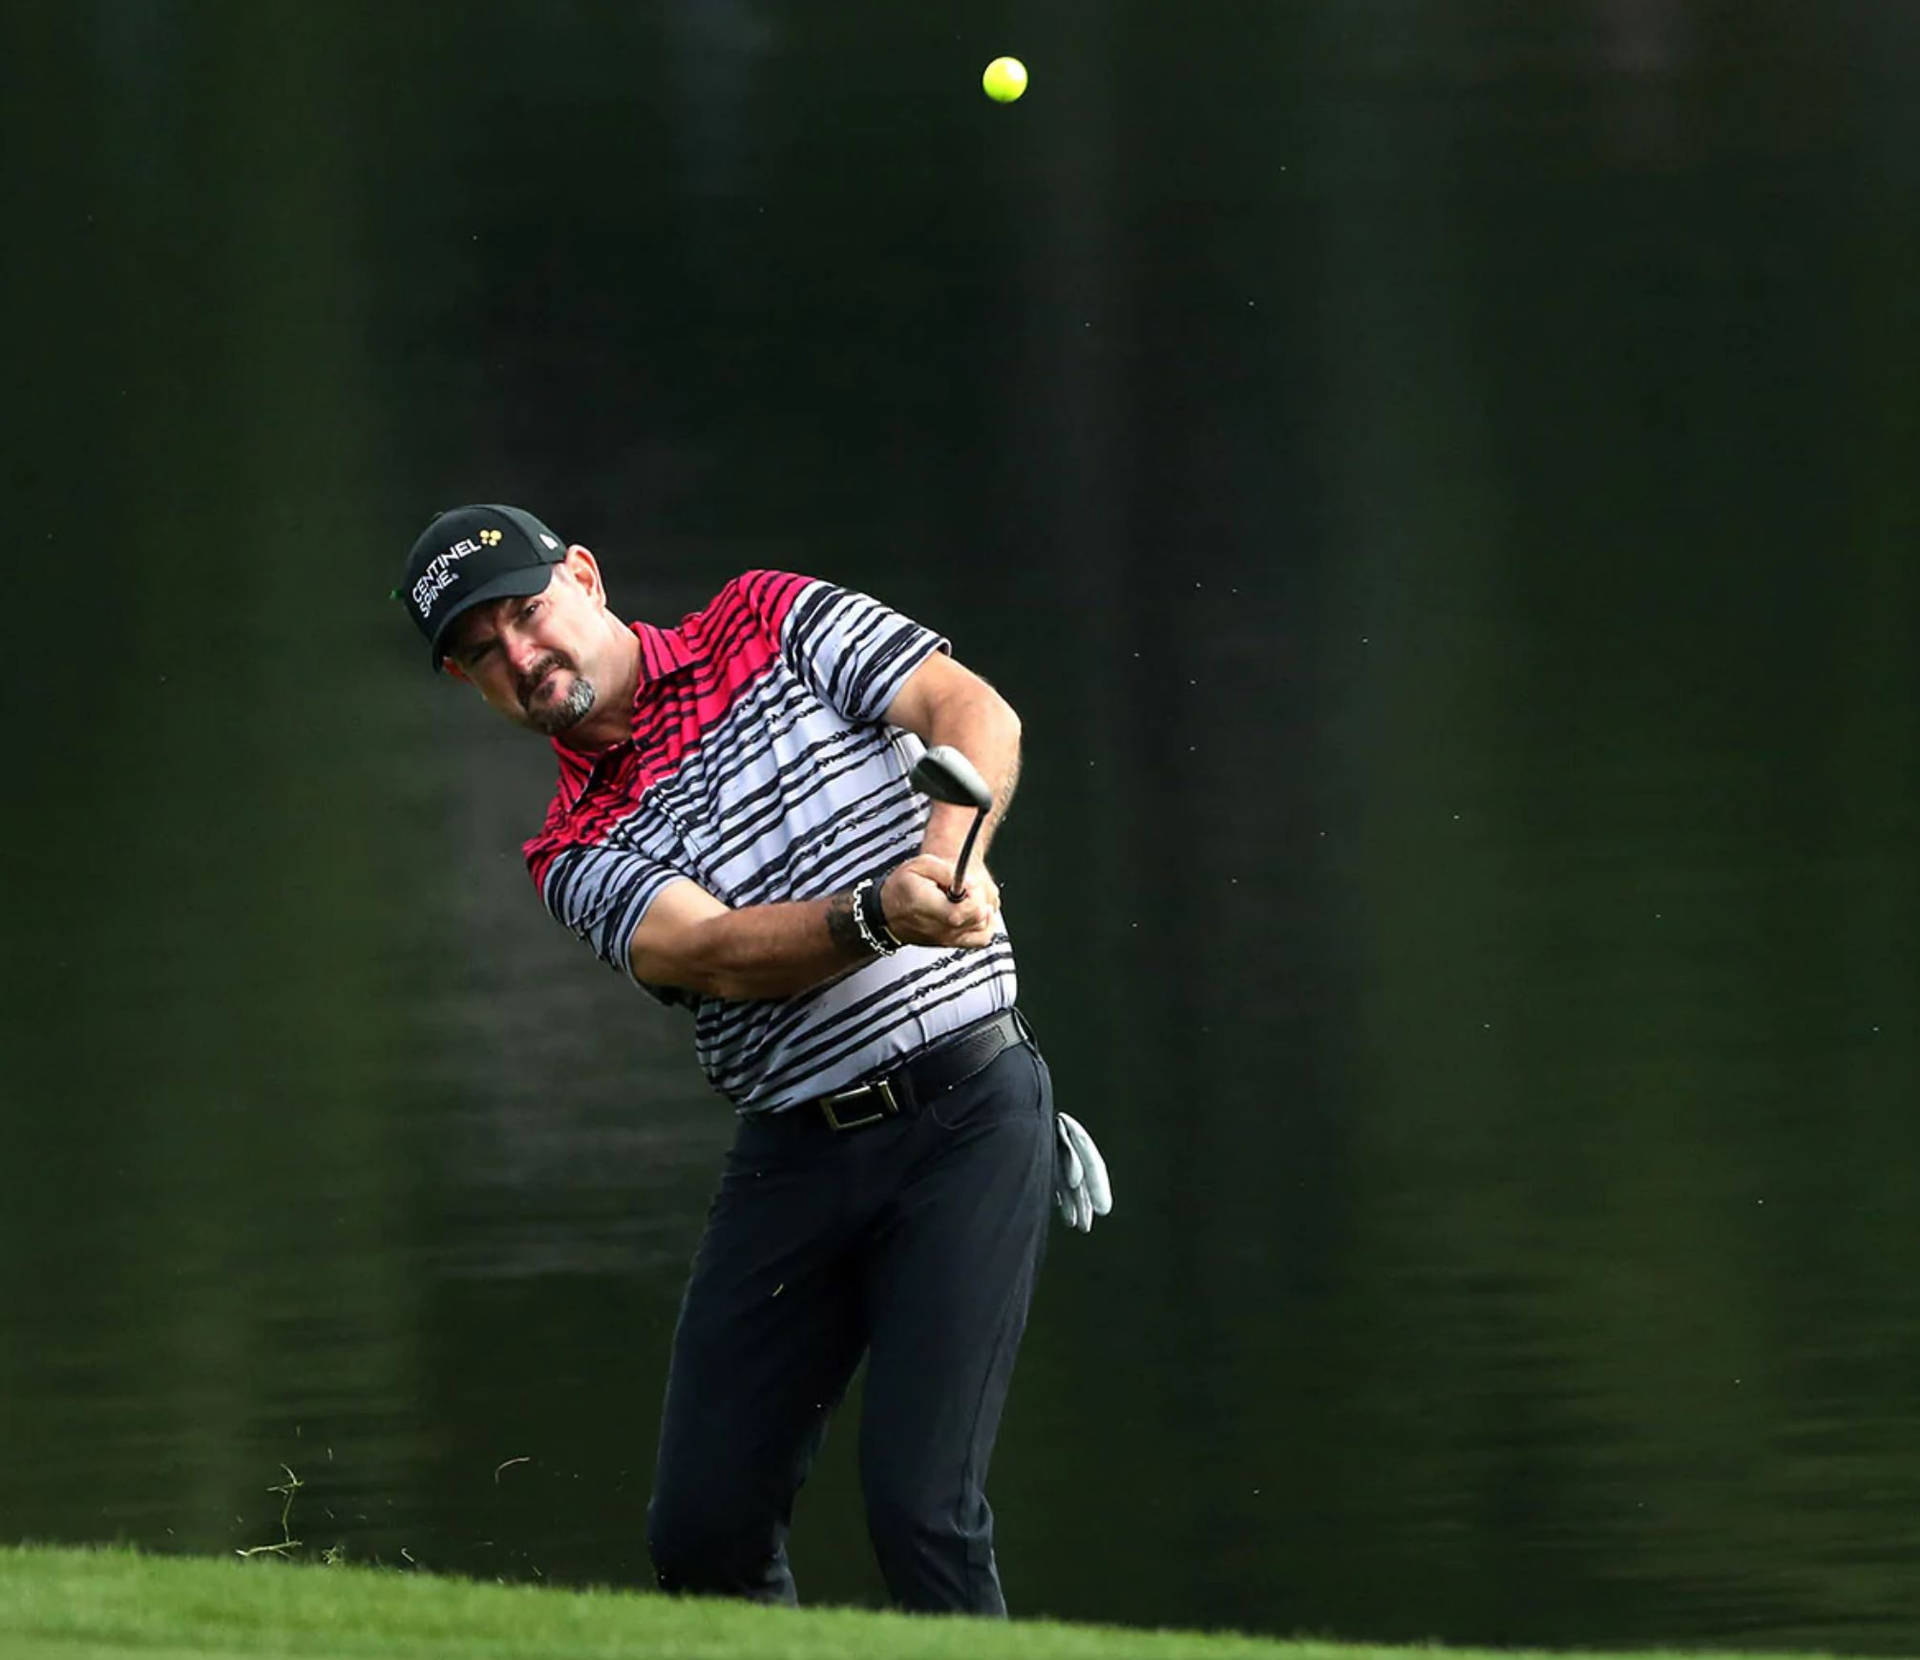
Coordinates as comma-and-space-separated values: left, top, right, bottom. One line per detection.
948, 809, 985, 902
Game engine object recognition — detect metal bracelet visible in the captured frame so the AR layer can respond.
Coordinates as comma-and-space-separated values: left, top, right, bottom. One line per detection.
848, 878, 898, 955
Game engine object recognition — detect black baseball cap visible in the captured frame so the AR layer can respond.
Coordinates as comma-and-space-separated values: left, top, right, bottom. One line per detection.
400, 503, 569, 669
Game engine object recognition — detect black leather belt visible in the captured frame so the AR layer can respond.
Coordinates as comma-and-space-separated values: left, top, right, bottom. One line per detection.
796, 1008, 1029, 1133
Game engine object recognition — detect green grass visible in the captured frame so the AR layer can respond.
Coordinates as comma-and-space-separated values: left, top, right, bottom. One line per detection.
0, 1543, 1848, 1660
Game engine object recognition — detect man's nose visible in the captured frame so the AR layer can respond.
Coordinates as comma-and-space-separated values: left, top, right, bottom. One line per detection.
503, 627, 542, 675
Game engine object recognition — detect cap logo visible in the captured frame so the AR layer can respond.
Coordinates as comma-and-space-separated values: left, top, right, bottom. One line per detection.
410, 530, 497, 619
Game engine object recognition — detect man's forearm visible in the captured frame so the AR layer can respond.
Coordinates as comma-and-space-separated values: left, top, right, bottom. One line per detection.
639, 894, 873, 1002
920, 687, 1022, 867
628, 855, 996, 1001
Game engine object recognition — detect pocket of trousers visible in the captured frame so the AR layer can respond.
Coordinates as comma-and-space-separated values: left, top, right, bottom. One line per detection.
926, 1042, 1040, 1131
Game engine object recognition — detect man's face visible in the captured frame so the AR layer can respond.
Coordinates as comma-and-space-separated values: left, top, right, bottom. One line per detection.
443, 550, 607, 736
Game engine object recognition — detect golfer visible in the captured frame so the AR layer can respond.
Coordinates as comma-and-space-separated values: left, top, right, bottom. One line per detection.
399, 503, 1109, 1614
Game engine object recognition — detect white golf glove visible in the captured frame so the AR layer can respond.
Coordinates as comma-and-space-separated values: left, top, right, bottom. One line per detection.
1053, 1112, 1113, 1233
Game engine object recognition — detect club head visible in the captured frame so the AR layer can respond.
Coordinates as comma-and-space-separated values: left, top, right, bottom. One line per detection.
909, 744, 993, 811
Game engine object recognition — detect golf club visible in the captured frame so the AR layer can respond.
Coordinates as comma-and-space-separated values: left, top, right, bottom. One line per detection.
909, 745, 993, 901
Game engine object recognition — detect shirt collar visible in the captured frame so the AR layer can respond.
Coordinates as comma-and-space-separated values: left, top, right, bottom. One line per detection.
633, 619, 698, 685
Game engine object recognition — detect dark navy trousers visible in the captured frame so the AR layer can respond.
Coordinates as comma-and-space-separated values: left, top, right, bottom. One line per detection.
645, 1036, 1054, 1614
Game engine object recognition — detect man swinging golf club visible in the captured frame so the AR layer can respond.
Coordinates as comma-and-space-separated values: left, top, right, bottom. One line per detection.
399, 504, 1110, 1614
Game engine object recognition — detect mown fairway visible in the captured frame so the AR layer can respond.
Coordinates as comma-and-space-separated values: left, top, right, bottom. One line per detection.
0, 1545, 1854, 1660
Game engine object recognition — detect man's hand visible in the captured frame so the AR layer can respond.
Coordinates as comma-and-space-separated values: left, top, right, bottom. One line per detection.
1054, 1113, 1113, 1233
881, 855, 1001, 950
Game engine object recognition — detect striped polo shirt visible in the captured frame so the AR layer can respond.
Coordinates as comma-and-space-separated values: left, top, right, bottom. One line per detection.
523, 570, 1017, 1113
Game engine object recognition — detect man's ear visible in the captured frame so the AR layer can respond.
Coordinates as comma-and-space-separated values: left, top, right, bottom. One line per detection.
443, 659, 471, 684
564, 544, 605, 604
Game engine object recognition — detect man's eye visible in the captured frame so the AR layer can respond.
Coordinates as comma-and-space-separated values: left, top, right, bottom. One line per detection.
520, 600, 542, 621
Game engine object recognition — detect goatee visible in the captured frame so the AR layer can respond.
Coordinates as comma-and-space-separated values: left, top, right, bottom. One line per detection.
530, 675, 597, 735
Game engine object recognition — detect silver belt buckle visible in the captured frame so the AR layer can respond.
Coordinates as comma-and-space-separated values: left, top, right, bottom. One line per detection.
819, 1076, 899, 1132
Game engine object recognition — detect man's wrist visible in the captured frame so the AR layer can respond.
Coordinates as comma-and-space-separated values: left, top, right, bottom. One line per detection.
827, 890, 870, 957
860, 873, 904, 952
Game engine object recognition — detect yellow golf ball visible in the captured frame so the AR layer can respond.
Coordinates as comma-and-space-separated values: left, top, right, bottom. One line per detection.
982, 56, 1028, 103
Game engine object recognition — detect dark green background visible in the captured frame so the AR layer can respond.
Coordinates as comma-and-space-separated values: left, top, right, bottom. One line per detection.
5, 2, 1918, 1650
